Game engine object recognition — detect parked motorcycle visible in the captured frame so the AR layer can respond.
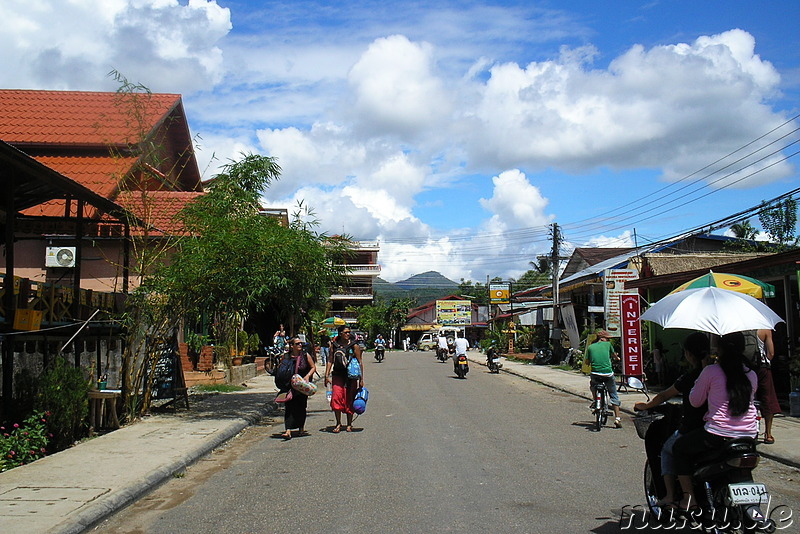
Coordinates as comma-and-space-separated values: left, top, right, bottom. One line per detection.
485, 343, 502, 373
374, 344, 385, 362
454, 354, 469, 379
635, 404, 775, 533
534, 345, 554, 365
263, 345, 284, 375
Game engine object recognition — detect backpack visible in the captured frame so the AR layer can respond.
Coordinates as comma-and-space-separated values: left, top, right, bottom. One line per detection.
347, 356, 361, 380
274, 356, 296, 391
741, 330, 762, 370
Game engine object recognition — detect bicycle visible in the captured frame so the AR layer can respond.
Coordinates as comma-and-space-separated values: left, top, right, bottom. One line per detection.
591, 381, 612, 431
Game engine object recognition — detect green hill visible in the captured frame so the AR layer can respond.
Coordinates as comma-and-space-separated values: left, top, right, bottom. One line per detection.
374, 271, 459, 305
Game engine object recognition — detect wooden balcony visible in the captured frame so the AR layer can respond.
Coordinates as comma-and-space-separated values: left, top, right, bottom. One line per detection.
0, 274, 125, 327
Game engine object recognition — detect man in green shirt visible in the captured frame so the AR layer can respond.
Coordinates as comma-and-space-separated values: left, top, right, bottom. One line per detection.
586, 330, 622, 428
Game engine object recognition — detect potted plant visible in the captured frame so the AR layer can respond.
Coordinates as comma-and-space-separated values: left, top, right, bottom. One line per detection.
244, 333, 260, 364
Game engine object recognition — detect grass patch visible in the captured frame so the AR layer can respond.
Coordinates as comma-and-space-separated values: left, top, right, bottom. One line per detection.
553, 364, 574, 371
194, 384, 247, 393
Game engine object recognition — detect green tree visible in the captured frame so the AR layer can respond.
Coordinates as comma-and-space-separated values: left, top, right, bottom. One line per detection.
512, 269, 551, 293
349, 297, 414, 346
758, 198, 798, 249
458, 279, 489, 305
155, 155, 349, 351
729, 220, 758, 240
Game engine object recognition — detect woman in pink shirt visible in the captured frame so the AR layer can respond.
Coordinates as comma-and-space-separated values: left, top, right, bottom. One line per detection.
671, 331, 758, 512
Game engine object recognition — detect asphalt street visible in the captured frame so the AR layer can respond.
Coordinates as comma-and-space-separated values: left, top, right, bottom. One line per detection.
90, 351, 800, 534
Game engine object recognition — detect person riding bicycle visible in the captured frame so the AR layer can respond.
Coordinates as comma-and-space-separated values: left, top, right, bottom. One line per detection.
586, 330, 622, 428
453, 331, 469, 373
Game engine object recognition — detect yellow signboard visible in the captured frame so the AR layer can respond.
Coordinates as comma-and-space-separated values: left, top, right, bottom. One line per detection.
436, 300, 471, 325
489, 282, 510, 304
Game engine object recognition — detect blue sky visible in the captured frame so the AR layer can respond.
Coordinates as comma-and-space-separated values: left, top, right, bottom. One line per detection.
2, 1, 799, 282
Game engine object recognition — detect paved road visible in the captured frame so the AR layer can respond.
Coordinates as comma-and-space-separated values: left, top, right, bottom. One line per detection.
93, 351, 800, 534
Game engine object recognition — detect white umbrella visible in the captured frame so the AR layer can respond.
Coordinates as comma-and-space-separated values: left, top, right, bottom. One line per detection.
640, 286, 784, 336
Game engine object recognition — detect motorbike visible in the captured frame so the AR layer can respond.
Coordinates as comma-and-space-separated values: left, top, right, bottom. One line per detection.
436, 344, 449, 362
635, 404, 776, 533
485, 344, 502, 373
374, 344, 385, 362
263, 345, 284, 375
454, 353, 469, 379
534, 345, 554, 365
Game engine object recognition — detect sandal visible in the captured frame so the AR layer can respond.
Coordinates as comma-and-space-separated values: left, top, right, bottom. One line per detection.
763, 436, 775, 444
345, 425, 353, 432
281, 431, 292, 440
332, 425, 341, 434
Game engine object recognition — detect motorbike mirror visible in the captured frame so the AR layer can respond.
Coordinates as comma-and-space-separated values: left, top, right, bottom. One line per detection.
627, 376, 644, 389
626, 376, 650, 401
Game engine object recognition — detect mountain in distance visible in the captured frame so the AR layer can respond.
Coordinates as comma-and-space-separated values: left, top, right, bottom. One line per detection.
374, 271, 459, 304
394, 271, 459, 291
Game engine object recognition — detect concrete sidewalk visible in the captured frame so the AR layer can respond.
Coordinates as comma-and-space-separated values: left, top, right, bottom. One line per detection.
465, 351, 800, 469
0, 374, 279, 534
1, 353, 798, 534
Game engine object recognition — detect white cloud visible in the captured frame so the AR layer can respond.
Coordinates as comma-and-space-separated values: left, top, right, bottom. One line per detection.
479, 170, 552, 230
348, 35, 451, 138
581, 230, 635, 248
466, 29, 793, 186
0, 0, 230, 92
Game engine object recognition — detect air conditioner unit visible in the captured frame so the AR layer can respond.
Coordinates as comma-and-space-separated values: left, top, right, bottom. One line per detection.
45, 246, 76, 268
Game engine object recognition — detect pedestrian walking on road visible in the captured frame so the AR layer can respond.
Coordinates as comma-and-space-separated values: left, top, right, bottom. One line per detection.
325, 325, 364, 433
281, 336, 316, 440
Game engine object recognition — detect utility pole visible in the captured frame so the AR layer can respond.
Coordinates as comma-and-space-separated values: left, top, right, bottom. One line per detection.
550, 222, 561, 330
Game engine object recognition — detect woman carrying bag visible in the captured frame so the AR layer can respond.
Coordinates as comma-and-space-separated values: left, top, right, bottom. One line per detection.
280, 336, 317, 440
325, 325, 364, 433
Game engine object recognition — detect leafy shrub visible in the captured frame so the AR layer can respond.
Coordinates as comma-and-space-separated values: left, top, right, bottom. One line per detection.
36, 357, 91, 451
0, 411, 51, 472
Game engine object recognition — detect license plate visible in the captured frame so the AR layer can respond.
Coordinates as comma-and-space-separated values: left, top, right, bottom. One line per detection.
728, 483, 768, 505
492, 359, 501, 363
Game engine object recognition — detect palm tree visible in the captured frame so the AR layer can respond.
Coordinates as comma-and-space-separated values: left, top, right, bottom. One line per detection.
730, 220, 757, 240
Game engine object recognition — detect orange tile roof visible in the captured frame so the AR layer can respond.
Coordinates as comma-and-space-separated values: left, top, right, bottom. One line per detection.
0, 89, 180, 146
116, 191, 205, 235
19, 154, 136, 218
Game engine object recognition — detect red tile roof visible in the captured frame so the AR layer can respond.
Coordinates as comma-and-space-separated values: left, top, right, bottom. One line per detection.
0, 89, 179, 146
2, 89, 203, 232
116, 191, 205, 236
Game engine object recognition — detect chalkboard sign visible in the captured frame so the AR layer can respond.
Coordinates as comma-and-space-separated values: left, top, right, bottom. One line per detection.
146, 339, 188, 408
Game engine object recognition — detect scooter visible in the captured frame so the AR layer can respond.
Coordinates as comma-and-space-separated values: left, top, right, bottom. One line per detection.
436, 345, 449, 362
374, 344, 385, 362
454, 354, 469, 379
635, 404, 776, 533
485, 343, 502, 373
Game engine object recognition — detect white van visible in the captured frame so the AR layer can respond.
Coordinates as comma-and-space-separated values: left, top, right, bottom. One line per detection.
417, 327, 464, 351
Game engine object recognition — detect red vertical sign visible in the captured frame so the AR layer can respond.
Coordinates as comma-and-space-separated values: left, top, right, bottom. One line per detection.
620, 294, 642, 377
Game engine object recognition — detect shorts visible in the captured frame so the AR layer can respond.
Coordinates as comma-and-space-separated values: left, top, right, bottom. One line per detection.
660, 430, 680, 476
590, 374, 620, 406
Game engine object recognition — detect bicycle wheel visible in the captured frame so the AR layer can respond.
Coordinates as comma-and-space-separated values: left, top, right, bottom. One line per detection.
595, 401, 603, 431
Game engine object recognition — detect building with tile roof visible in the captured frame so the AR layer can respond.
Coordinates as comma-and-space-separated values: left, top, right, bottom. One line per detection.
0, 89, 204, 294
